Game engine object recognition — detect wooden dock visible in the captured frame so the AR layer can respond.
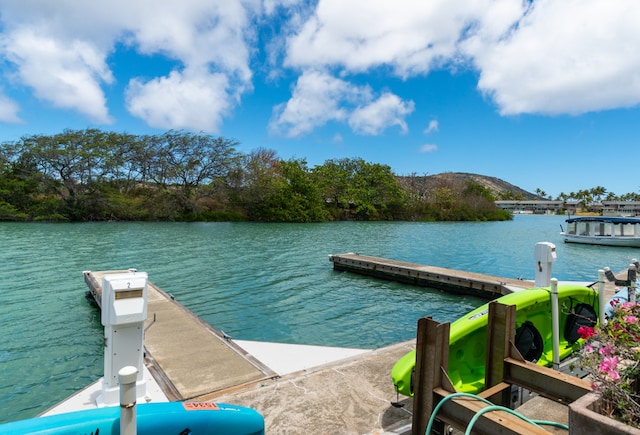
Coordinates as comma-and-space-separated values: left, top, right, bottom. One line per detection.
329, 253, 534, 299
83, 270, 277, 401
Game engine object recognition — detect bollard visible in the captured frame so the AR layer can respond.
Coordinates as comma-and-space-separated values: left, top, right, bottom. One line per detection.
119, 366, 138, 435
550, 278, 560, 370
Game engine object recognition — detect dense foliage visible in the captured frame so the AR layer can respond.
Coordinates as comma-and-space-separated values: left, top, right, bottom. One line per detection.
0, 129, 511, 223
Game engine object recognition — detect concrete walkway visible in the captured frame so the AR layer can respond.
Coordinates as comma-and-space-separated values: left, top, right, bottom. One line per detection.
213, 341, 417, 434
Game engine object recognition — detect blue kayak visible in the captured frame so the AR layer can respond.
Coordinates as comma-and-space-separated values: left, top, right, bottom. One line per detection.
0, 402, 264, 435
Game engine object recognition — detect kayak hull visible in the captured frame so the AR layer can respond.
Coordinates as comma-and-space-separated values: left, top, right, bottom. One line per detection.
391, 284, 598, 396
0, 402, 264, 435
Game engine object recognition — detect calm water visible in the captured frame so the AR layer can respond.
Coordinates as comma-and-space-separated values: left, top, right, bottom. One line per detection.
1, 215, 638, 423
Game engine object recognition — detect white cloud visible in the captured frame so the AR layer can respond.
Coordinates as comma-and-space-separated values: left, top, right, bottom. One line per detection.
0, 0, 260, 129
269, 70, 413, 137
2, 0, 640, 133
284, 0, 640, 117
285, 0, 489, 77
269, 70, 359, 137
423, 119, 439, 134
0, 91, 22, 123
126, 69, 230, 132
419, 144, 438, 153
462, 0, 640, 115
348, 93, 414, 135
1, 28, 114, 123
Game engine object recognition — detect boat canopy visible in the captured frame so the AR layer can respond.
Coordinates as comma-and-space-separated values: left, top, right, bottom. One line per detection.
565, 216, 640, 224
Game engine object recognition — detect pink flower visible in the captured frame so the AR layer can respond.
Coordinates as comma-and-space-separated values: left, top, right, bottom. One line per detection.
599, 356, 619, 374
624, 315, 638, 323
599, 345, 615, 357
605, 370, 620, 381
578, 326, 596, 339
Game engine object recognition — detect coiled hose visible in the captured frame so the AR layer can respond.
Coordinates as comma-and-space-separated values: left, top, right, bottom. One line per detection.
426, 392, 569, 435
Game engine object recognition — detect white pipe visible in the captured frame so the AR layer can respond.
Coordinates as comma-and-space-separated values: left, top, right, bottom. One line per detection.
550, 278, 560, 370
119, 366, 138, 435
598, 270, 605, 325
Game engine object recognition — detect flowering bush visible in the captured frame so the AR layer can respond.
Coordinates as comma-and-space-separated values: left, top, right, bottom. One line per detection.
578, 302, 640, 427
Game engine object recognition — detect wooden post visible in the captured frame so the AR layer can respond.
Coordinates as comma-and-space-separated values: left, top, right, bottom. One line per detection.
412, 317, 450, 435
484, 301, 517, 407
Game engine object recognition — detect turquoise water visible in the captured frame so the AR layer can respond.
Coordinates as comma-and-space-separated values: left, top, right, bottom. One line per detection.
1, 215, 637, 423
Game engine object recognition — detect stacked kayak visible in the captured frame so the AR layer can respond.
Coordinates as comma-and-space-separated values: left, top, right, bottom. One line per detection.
391, 284, 598, 396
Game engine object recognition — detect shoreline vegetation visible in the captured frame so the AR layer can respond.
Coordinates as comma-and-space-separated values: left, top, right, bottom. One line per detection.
0, 128, 613, 223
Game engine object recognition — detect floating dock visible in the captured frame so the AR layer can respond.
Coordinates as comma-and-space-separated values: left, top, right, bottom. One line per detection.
329, 253, 534, 298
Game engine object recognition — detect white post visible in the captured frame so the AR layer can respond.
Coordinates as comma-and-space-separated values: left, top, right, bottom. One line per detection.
534, 242, 557, 287
119, 366, 138, 435
98, 272, 148, 407
550, 278, 560, 370
598, 270, 606, 325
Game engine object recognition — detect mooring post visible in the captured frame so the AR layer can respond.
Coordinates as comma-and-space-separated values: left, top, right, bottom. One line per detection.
119, 366, 138, 435
412, 316, 450, 435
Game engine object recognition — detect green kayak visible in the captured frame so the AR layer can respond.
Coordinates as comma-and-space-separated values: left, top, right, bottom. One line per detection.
391, 284, 598, 396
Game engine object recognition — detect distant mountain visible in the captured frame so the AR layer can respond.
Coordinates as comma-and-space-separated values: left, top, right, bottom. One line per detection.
396, 172, 539, 200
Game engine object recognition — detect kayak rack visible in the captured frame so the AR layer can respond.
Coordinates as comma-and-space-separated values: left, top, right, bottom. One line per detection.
410, 302, 592, 435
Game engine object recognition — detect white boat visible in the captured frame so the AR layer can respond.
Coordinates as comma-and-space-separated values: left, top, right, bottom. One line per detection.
561, 216, 640, 247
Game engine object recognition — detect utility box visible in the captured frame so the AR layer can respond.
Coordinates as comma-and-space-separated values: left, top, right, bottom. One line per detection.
534, 242, 556, 287
98, 271, 148, 407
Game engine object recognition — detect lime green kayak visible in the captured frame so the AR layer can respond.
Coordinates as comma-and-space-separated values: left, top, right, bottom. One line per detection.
391, 284, 598, 396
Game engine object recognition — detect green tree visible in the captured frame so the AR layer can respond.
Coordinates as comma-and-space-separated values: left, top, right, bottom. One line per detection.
253, 158, 329, 222
313, 158, 406, 220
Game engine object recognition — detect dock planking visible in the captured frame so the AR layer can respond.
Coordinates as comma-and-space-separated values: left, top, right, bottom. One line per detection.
329, 253, 535, 299
83, 270, 276, 401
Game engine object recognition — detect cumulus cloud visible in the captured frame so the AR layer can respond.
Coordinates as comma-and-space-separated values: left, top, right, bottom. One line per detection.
1, 27, 114, 123
463, 0, 640, 115
348, 93, 414, 135
269, 70, 413, 137
285, 0, 640, 118
284, 0, 489, 77
126, 69, 231, 132
0, 0, 259, 130
1, 0, 640, 135
269, 70, 355, 137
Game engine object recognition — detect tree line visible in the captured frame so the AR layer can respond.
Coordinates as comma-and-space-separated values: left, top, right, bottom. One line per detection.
0, 129, 511, 223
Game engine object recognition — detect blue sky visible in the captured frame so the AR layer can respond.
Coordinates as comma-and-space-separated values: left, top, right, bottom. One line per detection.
1, 0, 639, 198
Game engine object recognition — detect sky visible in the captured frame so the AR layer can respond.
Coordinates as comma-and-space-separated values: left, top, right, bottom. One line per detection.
1, 0, 639, 198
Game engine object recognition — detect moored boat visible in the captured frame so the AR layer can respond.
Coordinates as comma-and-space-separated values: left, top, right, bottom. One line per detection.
560, 216, 640, 247
0, 402, 265, 435
391, 284, 598, 396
